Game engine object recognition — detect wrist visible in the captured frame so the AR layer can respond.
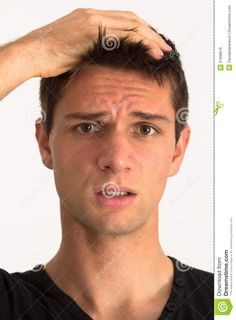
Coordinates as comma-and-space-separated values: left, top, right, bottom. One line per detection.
10, 35, 42, 79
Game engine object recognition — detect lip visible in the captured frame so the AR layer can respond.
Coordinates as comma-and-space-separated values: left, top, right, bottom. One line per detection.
93, 186, 137, 195
93, 192, 137, 208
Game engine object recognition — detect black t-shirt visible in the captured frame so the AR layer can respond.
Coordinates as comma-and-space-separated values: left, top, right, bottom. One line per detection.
0, 256, 214, 319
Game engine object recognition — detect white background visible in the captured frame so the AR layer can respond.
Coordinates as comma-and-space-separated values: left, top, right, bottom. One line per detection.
0, 0, 213, 273
215, 1, 235, 318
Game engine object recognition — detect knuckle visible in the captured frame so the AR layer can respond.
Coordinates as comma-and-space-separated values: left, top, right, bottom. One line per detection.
125, 10, 136, 16
84, 8, 94, 14
86, 13, 97, 24
73, 8, 84, 13
86, 26, 97, 37
131, 18, 140, 25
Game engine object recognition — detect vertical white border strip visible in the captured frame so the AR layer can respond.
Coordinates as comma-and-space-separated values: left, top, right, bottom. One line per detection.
215, 0, 235, 317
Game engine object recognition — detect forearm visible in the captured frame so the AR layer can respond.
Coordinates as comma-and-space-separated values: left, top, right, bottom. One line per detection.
0, 9, 172, 101
0, 40, 35, 101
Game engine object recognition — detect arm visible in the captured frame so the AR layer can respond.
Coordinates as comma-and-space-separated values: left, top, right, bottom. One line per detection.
0, 8, 172, 101
0, 41, 34, 100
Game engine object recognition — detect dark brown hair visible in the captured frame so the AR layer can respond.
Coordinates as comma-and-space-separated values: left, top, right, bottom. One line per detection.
39, 27, 189, 143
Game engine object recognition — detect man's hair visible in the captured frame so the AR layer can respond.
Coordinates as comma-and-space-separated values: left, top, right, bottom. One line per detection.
39, 27, 189, 143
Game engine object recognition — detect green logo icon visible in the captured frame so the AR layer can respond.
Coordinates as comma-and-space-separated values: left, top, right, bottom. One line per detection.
214, 299, 233, 315
226, 64, 232, 71
218, 64, 224, 71
214, 101, 224, 115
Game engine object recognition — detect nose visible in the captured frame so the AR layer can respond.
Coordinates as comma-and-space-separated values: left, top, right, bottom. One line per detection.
97, 129, 132, 174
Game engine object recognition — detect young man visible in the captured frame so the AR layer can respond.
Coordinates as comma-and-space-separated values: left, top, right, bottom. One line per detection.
0, 8, 213, 320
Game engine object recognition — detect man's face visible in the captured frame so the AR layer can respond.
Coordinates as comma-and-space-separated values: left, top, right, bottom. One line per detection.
36, 65, 190, 236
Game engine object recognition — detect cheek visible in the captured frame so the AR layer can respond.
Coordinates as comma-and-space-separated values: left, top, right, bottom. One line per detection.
52, 158, 91, 207
51, 135, 94, 168
144, 146, 173, 173
141, 145, 174, 193
51, 139, 98, 194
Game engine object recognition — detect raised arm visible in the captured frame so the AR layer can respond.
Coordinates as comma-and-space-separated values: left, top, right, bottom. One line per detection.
0, 41, 33, 100
0, 8, 172, 101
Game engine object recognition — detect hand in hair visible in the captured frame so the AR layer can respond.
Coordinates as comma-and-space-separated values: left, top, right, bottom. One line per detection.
16, 8, 172, 78
0, 8, 172, 100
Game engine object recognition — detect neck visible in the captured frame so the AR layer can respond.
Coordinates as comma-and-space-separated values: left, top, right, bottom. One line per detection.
45, 203, 174, 318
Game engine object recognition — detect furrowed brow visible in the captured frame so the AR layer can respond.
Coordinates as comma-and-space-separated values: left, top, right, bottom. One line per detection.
64, 111, 110, 121
129, 111, 171, 122
64, 111, 171, 122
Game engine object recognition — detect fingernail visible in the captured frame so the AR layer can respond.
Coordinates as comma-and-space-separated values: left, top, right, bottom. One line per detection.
166, 45, 172, 51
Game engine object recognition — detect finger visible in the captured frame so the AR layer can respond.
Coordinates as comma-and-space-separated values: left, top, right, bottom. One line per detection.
84, 9, 172, 51
96, 9, 151, 28
56, 9, 172, 52
90, 16, 172, 52
78, 8, 150, 26
135, 25, 172, 51
102, 29, 165, 60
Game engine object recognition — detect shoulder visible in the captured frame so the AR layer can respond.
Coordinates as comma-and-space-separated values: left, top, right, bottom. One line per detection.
0, 267, 18, 294
167, 256, 214, 319
184, 264, 214, 296
190, 266, 213, 283
0, 266, 38, 302
169, 256, 213, 294
0, 264, 47, 298
0, 265, 48, 318
183, 265, 214, 318
0, 267, 20, 317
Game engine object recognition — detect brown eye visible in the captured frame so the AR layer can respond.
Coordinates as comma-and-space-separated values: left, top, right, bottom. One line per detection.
73, 123, 98, 134
80, 123, 93, 133
138, 125, 156, 136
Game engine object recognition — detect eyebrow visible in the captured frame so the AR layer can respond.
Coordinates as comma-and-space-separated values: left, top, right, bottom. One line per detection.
64, 111, 171, 123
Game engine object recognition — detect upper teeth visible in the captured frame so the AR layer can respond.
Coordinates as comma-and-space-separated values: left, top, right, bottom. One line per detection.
102, 191, 129, 196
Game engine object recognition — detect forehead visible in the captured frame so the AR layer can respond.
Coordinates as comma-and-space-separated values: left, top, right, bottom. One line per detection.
56, 65, 174, 118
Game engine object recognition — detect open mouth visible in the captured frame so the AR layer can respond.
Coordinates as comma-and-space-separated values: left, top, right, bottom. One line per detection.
94, 191, 137, 208
97, 191, 134, 196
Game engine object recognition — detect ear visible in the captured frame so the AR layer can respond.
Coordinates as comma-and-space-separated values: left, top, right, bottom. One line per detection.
168, 125, 191, 177
35, 120, 53, 170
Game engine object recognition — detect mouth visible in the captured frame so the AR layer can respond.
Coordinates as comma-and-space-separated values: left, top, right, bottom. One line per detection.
93, 187, 137, 208
94, 186, 137, 196
97, 191, 134, 196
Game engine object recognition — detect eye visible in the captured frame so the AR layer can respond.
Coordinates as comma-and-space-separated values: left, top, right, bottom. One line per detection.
72, 122, 100, 134
135, 124, 160, 136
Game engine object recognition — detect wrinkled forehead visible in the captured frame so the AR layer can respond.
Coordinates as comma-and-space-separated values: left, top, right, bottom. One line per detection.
56, 65, 174, 118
